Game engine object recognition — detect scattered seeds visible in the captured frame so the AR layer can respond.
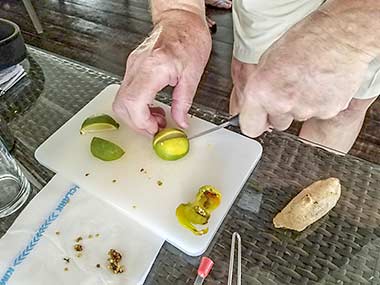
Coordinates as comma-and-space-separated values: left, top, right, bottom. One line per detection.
64, 267, 68, 272
139, 168, 144, 173
74, 244, 83, 252
157, 180, 163, 186
95, 233, 100, 238
107, 249, 125, 274
96, 264, 101, 268
112, 179, 117, 183
85, 173, 90, 177
132, 205, 137, 209
63, 257, 70, 263
55, 231, 60, 235
88, 234, 93, 239
75, 237, 83, 243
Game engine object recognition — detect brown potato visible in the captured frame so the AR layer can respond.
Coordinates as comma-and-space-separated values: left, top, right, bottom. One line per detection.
273, 178, 341, 232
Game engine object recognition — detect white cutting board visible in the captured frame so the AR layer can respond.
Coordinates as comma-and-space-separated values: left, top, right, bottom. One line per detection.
35, 84, 262, 256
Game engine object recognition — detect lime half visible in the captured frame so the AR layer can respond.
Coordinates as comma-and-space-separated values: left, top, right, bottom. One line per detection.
80, 114, 119, 134
90, 137, 125, 161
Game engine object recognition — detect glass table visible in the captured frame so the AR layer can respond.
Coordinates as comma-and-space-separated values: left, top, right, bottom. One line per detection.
1, 46, 380, 284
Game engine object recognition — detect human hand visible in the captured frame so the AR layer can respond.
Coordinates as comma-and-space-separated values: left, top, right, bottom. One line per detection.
231, 11, 373, 137
113, 10, 211, 135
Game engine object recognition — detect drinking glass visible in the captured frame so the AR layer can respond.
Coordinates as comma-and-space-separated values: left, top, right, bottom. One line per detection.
0, 137, 30, 218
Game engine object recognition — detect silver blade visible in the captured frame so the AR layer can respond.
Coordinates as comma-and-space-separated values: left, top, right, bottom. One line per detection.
188, 120, 231, 140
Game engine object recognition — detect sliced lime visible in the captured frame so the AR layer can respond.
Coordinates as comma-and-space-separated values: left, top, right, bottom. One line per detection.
152, 128, 186, 146
80, 114, 119, 134
152, 128, 189, 161
90, 137, 125, 161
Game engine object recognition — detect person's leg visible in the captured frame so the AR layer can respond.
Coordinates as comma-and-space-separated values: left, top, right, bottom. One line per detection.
205, 0, 232, 9
299, 96, 378, 153
206, 16, 216, 29
205, 0, 232, 30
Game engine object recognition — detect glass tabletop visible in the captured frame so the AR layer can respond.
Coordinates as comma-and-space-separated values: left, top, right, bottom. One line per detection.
1, 46, 380, 284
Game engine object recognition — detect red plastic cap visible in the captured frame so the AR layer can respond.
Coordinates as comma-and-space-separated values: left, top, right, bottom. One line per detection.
197, 257, 214, 278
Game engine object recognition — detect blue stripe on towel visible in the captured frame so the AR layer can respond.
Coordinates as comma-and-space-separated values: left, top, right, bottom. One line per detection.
0, 184, 80, 285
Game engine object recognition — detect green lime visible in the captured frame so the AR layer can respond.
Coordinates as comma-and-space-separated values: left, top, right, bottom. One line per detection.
153, 128, 189, 161
90, 137, 125, 161
152, 128, 186, 146
80, 114, 119, 134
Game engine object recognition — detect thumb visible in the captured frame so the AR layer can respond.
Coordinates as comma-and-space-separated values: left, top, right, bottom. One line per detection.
171, 76, 199, 129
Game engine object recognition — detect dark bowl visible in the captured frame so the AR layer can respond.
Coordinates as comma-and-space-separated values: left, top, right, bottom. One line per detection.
0, 18, 27, 70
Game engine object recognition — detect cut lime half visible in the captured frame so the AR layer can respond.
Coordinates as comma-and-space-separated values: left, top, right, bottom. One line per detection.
90, 137, 125, 161
80, 114, 119, 134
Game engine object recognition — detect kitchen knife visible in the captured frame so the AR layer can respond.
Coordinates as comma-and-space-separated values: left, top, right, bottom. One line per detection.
188, 114, 240, 140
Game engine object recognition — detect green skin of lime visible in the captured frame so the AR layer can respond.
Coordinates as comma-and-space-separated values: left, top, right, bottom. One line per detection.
153, 128, 190, 161
90, 137, 125, 161
81, 114, 119, 134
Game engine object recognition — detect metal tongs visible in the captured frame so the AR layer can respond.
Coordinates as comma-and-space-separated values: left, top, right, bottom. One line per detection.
228, 232, 242, 285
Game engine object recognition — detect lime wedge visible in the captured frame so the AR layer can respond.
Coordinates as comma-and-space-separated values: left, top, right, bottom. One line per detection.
90, 137, 125, 161
80, 114, 119, 134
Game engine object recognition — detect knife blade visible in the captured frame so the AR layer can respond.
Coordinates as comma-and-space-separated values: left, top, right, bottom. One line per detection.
188, 114, 240, 140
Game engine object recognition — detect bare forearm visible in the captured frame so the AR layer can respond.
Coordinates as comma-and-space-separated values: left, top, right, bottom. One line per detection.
151, 0, 205, 24
319, 0, 380, 56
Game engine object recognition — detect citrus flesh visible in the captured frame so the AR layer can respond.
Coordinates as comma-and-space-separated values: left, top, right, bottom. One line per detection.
81, 114, 119, 134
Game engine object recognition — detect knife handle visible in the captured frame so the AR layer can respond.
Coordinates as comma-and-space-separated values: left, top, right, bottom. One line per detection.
228, 114, 240, 127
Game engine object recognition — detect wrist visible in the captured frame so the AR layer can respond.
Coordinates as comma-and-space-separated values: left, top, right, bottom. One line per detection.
153, 10, 211, 53
151, 0, 205, 25
140, 10, 211, 68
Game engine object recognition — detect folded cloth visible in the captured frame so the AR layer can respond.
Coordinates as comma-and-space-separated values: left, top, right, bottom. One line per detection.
0, 175, 164, 285
0, 65, 23, 85
0, 64, 26, 96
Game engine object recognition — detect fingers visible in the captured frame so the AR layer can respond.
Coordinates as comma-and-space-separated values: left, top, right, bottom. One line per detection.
268, 113, 293, 131
113, 85, 157, 135
234, 86, 293, 136
206, 17, 216, 28
229, 87, 242, 116
171, 75, 200, 129
150, 106, 167, 129
114, 56, 176, 135
239, 96, 270, 138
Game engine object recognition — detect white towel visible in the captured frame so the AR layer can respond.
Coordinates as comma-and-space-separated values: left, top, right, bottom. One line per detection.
0, 65, 26, 96
0, 175, 164, 285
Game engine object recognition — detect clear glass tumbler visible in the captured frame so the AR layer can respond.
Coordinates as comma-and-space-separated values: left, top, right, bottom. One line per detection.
0, 138, 30, 218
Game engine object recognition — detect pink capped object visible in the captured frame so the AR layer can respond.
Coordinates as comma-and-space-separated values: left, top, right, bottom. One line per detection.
198, 257, 214, 277
194, 257, 214, 284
